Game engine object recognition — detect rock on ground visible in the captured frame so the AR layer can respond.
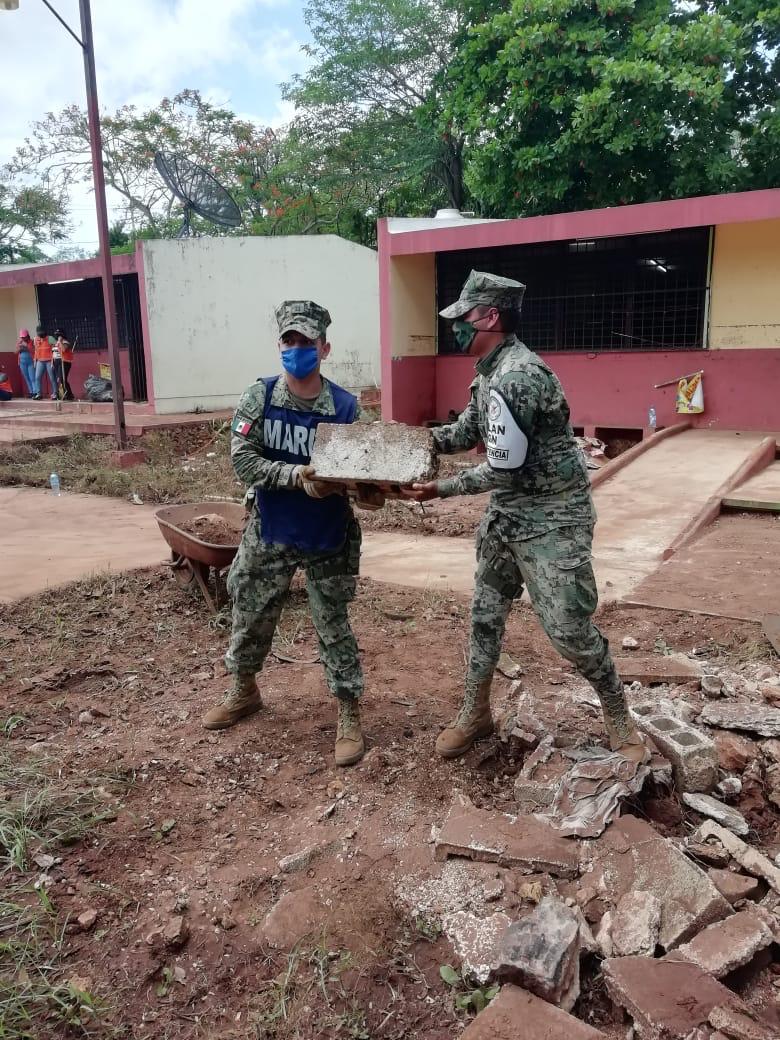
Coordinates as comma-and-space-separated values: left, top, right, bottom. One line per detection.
611, 891, 662, 957
442, 910, 512, 986
707, 868, 761, 906
682, 792, 750, 836
668, 907, 777, 979
495, 896, 581, 1011
460, 984, 608, 1039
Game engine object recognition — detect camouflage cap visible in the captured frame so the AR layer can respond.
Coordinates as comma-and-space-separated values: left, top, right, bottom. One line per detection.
275, 300, 331, 341
439, 270, 526, 320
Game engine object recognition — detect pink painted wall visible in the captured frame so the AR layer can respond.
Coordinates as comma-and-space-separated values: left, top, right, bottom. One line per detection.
389, 348, 780, 432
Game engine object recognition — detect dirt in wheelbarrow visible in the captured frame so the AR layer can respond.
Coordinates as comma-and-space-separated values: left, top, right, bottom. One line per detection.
178, 511, 246, 545
3, 562, 779, 1040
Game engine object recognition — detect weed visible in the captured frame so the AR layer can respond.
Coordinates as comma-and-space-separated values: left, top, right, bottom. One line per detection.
439, 963, 499, 1016
1, 715, 25, 737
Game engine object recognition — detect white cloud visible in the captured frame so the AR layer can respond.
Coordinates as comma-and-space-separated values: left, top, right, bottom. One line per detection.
0, 0, 305, 251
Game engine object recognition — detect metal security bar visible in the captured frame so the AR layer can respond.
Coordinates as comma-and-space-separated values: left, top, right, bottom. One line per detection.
436, 227, 710, 354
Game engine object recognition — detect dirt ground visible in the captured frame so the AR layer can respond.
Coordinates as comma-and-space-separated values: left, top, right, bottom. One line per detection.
2, 566, 779, 1039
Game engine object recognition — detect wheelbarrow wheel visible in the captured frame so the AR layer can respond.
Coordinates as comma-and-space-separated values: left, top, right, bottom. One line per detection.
171, 551, 196, 588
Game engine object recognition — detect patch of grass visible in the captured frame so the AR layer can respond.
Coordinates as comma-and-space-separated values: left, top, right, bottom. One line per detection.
439, 963, 499, 1016
0, 752, 126, 874
251, 940, 369, 1039
0, 750, 128, 1038
0, 424, 241, 505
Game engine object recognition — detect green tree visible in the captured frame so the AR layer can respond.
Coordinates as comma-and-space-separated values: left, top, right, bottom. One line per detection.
0, 174, 69, 263
284, 0, 468, 213
442, 0, 780, 216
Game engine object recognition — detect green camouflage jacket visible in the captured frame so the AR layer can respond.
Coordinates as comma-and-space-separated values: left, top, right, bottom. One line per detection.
433, 335, 595, 538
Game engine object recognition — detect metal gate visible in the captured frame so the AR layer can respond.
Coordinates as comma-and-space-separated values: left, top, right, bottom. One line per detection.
114, 275, 147, 402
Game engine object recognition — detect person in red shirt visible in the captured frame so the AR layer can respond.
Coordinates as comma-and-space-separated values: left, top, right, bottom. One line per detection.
33, 325, 56, 400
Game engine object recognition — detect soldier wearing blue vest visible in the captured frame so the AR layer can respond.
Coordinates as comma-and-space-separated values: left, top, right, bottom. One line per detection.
203, 300, 367, 767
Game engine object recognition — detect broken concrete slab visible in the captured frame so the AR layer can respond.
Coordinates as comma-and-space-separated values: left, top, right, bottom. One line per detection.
582, 815, 730, 950
434, 793, 579, 879
693, 820, 780, 894
682, 792, 749, 836
709, 1004, 778, 1040
309, 422, 437, 488
442, 910, 512, 986
707, 868, 762, 906
460, 984, 608, 1040
604, 956, 748, 1039
615, 655, 702, 685
261, 887, 327, 949
611, 891, 662, 957
700, 702, 780, 738
669, 907, 776, 979
495, 896, 581, 1011
762, 615, 780, 657
497, 708, 546, 753
632, 702, 717, 792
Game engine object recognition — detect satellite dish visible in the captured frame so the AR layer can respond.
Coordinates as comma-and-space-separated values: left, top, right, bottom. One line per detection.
154, 151, 242, 238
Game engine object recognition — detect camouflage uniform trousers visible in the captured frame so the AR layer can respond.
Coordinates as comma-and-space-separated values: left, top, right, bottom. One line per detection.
225, 516, 363, 701
468, 516, 629, 735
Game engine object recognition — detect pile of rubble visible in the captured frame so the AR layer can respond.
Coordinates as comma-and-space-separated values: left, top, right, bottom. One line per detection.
399, 652, 780, 1039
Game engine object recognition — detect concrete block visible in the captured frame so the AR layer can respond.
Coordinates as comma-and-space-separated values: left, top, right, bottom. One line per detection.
707, 868, 762, 906
583, 815, 730, 950
683, 792, 749, 835
309, 422, 437, 487
632, 702, 717, 792
611, 891, 662, 957
604, 956, 748, 1039
668, 907, 776, 979
460, 985, 607, 1040
434, 793, 579, 879
708, 1004, 777, 1040
495, 896, 581, 1011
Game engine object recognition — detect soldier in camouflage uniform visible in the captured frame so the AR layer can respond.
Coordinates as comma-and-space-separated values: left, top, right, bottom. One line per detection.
202, 300, 367, 767
406, 271, 646, 762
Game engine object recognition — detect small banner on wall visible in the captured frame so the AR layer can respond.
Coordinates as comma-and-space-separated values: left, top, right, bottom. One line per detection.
676, 372, 705, 414
99, 363, 111, 380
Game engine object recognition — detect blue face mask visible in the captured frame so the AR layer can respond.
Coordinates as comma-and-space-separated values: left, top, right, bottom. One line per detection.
281, 345, 319, 380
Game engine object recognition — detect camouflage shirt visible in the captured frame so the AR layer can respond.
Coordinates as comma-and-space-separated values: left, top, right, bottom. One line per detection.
433, 335, 595, 539
230, 375, 362, 490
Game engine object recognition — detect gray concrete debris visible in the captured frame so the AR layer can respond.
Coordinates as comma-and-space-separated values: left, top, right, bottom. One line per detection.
309, 422, 437, 486
669, 907, 777, 979
716, 776, 743, 800
622, 637, 639, 650
495, 896, 581, 1011
682, 793, 749, 836
611, 891, 662, 957
699, 702, 780, 738
442, 910, 512, 985
701, 674, 724, 697
498, 708, 546, 753
582, 815, 730, 950
631, 703, 717, 792
595, 911, 614, 958
692, 820, 780, 894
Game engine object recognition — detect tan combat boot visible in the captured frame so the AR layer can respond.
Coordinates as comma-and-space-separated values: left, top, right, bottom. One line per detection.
335, 698, 365, 767
202, 673, 262, 730
596, 677, 649, 764
436, 678, 494, 758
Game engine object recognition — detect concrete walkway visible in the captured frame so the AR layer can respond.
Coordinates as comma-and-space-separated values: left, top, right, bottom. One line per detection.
0, 429, 774, 604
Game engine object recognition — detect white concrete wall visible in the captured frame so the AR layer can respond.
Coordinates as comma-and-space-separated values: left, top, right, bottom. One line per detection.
0, 284, 37, 349
141, 236, 379, 413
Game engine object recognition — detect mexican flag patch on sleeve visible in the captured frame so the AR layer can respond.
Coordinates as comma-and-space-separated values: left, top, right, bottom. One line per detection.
232, 416, 253, 437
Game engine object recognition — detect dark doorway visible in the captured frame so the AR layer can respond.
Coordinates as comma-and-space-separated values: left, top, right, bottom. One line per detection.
37, 274, 147, 401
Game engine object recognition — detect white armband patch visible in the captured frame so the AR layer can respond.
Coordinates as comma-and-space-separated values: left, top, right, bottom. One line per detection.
486, 388, 528, 470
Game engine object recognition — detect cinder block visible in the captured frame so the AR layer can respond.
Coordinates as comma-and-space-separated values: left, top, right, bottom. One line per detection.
632, 703, 717, 792
310, 422, 437, 489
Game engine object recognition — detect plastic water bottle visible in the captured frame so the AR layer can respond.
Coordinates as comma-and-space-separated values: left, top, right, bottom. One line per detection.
49, 472, 61, 496
648, 407, 657, 430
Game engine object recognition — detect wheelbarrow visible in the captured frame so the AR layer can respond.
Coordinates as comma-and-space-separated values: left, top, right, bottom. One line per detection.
155, 502, 247, 613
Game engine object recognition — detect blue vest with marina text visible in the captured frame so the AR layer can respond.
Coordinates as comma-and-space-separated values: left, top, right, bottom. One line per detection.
256, 376, 357, 553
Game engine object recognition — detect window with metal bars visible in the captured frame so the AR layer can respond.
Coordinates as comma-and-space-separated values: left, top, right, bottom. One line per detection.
436, 227, 711, 354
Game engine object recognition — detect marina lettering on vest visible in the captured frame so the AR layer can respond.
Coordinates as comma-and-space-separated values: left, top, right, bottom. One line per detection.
264, 418, 317, 459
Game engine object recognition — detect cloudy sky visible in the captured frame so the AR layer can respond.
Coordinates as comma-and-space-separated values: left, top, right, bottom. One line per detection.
0, 0, 312, 251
